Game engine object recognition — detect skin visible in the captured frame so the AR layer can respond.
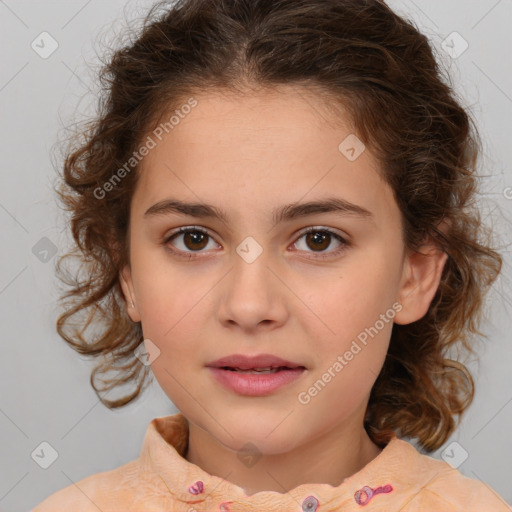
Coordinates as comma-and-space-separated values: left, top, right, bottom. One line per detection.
119, 85, 448, 496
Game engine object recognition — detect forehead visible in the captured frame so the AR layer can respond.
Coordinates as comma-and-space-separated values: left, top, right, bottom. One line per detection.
133, 87, 399, 231
141, 85, 354, 166
166, 86, 350, 144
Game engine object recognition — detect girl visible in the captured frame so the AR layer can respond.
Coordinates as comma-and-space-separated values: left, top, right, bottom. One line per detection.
33, 0, 510, 510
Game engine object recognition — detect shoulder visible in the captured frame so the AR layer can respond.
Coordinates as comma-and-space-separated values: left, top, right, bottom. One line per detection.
422, 465, 510, 511
393, 440, 511, 511
31, 460, 141, 512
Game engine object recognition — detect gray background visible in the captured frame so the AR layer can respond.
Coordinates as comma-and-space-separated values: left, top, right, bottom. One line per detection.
0, 1, 511, 510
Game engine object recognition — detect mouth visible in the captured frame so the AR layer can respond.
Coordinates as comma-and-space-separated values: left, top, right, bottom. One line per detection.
206, 353, 306, 371
205, 354, 307, 396
219, 366, 304, 374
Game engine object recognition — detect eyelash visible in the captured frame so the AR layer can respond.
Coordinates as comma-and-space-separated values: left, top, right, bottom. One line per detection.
163, 226, 350, 260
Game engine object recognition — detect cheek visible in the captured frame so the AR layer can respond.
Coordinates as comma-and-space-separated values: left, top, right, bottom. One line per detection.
132, 246, 212, 340
294, 256, 396, 387
295, 330, 389, 442
301, 260, 397, 339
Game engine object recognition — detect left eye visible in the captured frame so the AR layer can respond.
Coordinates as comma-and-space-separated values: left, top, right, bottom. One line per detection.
292, 227, 348, 258
163, 226, 348, 259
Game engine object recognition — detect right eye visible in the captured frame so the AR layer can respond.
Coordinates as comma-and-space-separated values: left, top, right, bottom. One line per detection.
163, 226, 221, 258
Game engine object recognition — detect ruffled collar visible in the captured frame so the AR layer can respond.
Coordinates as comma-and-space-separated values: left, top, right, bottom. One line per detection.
138, 412, 419, 511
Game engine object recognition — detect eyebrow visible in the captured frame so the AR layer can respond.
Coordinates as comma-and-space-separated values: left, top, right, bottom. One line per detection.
144, 197, 374, 228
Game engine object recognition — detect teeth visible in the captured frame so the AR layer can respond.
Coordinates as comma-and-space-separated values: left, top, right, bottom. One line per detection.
227, 367, 283, 374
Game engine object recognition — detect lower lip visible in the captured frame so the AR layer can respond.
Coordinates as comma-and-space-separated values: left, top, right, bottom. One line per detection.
207, 367, 306, 396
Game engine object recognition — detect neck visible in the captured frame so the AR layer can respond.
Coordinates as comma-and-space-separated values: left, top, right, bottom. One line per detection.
184, 415, 382, 496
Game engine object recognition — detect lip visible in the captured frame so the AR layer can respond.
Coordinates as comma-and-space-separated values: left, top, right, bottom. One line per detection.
205, 353, 306, 396
206, 353, 305, 370
207, 367, 306, 396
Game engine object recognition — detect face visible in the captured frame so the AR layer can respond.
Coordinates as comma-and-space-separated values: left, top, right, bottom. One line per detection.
120, 86, 447, 455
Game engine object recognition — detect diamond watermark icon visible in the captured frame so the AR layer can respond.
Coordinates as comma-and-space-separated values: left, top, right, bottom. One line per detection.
134, 338, 161, 366
31, 32, 59, 59
237, 442, 262, 468
338, 134, 365, 162
31, 441, 59, 469
441, 31, 468, 59
32, 237, 58, 263
236, 236, 263, 264
441, 441, 469, 469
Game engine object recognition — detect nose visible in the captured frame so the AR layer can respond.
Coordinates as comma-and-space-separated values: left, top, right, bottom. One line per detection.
216, 242, 289, 333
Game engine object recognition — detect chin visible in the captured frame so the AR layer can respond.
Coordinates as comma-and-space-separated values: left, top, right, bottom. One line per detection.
215, 417, 301, 455
180, 398, 306, 453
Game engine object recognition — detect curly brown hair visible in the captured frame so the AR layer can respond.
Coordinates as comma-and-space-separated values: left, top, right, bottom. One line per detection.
55, 0, 503, 452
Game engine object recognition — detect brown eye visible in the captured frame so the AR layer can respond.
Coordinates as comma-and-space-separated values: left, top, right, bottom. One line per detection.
181, 230, 209, 250
293, 227, 349, 259
305, 231, 331, 251
165, 227, 218, 256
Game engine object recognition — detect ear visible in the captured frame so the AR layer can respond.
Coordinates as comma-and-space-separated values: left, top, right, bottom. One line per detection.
393, 224, 449, 326
119, 265, 141, 323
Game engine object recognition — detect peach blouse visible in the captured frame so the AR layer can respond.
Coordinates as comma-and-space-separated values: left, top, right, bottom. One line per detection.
32, 412, 510, 511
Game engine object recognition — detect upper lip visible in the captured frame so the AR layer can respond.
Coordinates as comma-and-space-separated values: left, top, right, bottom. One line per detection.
206, 354, 305, 370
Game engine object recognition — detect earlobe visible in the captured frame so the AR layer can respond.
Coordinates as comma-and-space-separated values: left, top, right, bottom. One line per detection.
393, 243, 449, 326
119, 265, 141, 322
